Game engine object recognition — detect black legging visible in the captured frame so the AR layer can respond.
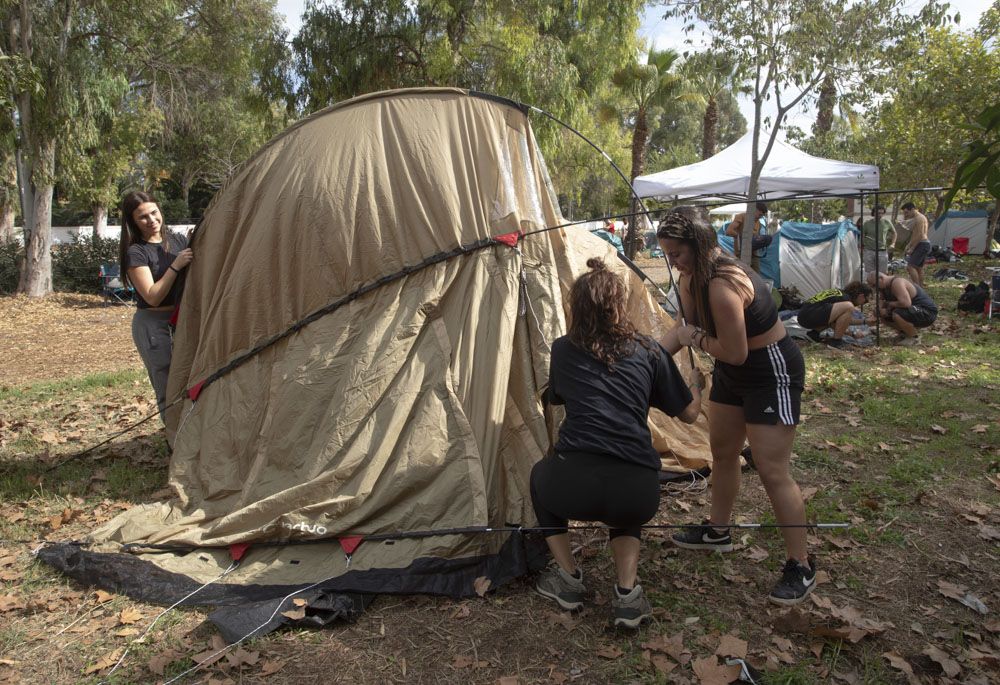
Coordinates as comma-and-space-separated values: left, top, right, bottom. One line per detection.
530, 450, 660, 540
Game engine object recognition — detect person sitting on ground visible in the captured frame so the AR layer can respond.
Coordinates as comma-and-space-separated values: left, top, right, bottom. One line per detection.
797, 281, 873, 349
866, 271, 938, 345
725, 202, 768, 273
901, 202, 931, 287
658, 206, 816, 606
531, 258, 701, 628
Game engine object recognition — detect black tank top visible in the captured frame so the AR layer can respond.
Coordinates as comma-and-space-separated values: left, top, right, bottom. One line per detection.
889, 277, 938, 313
741, 267, 779, 336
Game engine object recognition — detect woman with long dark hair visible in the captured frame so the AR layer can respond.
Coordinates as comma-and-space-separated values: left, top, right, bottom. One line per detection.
531, 258, 701, 628
657, 205, 814, 606
119, 191, 193, 422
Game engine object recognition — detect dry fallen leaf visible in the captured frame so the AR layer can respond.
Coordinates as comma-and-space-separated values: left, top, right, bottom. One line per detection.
118, 607, 143, 625
971, 424, 988, 433
280, 606, 306, 620
745, 546, 769, 562
595, 644, 623, 660
473, 576, 491, 597
147, 651, 180, 676
883, 652, 919, 684
82, 649, 122, 675
94, 590, 114, 603
930, 424, 947, 434
691, 655, 741, 685
258, 659, 285, 676
937, 579, 989, 614
716, 634, 748, 659
923, 645, 960, 678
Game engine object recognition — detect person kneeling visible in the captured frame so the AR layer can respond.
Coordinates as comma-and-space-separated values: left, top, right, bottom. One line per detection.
798, 281, 872, 349
530, 258, 701, 628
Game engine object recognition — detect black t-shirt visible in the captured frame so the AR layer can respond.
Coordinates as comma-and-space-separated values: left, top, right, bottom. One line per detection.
126, 232, 189, 309
547, 335, 693, 469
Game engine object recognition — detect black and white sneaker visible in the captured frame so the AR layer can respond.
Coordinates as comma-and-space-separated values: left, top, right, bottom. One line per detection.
671, 521, 734, 552
768, 558, 817, 606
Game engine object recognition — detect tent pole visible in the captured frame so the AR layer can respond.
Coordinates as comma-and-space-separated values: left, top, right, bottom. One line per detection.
874, 192, 881, 346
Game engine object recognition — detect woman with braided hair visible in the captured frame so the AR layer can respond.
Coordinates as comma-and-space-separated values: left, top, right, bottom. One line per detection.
657, 206, 816, 606
531, 258, 701, 628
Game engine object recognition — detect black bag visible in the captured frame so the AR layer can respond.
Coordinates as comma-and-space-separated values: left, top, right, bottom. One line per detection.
957, 282, 990, 313
751, 233, 774, 251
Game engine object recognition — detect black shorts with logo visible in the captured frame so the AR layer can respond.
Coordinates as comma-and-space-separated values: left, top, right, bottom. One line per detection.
907, 241, 931, 267
895, 304, 937, 328
710, 335, 805, 425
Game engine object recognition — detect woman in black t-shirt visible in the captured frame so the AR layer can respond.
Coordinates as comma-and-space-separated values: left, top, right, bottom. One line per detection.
118, 191, 193, 423
531, 258, 701, 628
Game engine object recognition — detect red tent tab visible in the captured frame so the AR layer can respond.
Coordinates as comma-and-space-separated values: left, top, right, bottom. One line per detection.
188, 380, 206, 401
229, 543, 251, 561
339, 535, 364, 555
169, 304, 180, 327
493, 231, 521, 247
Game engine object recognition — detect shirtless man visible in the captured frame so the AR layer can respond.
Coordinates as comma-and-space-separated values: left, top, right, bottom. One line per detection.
901, 202, 930, 287
866, 272, 938, 345
726, 202, 768, 272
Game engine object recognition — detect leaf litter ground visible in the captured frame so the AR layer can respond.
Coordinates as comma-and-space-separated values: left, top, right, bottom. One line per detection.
0, 260, 999, 684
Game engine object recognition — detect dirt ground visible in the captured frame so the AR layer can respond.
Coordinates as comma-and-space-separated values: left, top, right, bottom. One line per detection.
0, 294, 141, 389
1, 267, 999, 684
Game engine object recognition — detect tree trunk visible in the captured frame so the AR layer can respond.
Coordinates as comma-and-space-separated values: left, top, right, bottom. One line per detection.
814, 73, 836, 135
0, 201, 14, 242
17, 140, 54, 297
92, 204, 108, 240
180, 178, 192, 219
626, 109, 649, 259
702, 95, 718, 159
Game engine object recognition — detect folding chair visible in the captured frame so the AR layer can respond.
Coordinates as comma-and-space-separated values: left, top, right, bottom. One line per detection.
99, 264, 134, 306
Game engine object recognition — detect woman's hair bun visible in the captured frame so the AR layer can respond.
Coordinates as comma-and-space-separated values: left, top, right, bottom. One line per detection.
586, 257, 607, 271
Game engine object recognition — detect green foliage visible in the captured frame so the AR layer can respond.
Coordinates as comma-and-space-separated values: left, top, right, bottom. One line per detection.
0, 239, 20, 293
861, 26, 1000, 213
944, 102, 1000, 208
51, 236, 121, 294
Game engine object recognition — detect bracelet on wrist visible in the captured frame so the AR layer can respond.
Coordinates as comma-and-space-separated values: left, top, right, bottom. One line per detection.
169, 265, 179, 273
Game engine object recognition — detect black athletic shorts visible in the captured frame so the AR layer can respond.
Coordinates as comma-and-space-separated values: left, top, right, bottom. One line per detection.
895, 304, 937, 328
530, 450, 660, 540
797, 301, 834, 330
710, 335, 804, 425
907, 241, 931, 267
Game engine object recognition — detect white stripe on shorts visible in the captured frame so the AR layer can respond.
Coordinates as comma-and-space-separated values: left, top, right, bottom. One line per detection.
766, 342, 793, 425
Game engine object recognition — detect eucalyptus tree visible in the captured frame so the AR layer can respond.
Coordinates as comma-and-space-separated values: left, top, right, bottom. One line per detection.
662, 0, 912, 265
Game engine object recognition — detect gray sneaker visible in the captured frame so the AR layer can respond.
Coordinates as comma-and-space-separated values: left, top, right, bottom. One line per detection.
534, 566, 585, 611
612, 584, 652, 628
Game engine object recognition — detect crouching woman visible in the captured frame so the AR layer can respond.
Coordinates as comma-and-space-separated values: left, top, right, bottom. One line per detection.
530, 258, 701, 628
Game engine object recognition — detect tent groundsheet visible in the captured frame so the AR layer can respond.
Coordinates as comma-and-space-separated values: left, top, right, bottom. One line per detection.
40, 88, 712, 635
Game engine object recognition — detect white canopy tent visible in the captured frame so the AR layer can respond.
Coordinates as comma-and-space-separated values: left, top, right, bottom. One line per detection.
633, 132, 880, 201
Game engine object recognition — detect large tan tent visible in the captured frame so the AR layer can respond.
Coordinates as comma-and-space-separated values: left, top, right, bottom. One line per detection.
42, 88, 710, 636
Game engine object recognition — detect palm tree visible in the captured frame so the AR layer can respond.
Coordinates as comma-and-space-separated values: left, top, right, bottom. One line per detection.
606, 47, 701, 257
681, 51, 738, 160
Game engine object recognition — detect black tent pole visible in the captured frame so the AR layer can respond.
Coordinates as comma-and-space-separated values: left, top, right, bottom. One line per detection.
874, 192, 881, 345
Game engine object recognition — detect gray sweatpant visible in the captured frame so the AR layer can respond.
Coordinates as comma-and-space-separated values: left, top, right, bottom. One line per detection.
132, 309, 174, 421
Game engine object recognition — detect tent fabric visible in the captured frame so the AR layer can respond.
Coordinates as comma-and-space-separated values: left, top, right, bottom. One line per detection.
929, 210, 991, 254
716, 220, 860, 297
778, 221, 860, 298
42, 89, 712, 618
633, 132, 879, 201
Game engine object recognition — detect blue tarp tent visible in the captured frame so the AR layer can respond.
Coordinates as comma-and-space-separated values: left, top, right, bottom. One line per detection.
718, 220, 861, 298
